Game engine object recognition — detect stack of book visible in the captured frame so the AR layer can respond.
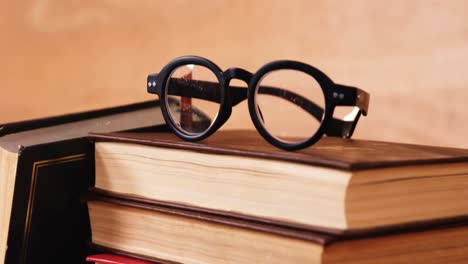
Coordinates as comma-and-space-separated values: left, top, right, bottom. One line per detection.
85, 130, 468, 263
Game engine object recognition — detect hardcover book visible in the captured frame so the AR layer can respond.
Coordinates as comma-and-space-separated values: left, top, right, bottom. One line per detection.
0, 101, 168, 264
89, 130, 468, 233
86, 193, 468, 264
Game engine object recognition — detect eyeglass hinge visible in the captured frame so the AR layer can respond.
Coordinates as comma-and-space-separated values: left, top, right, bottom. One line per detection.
147, 73, 159, 94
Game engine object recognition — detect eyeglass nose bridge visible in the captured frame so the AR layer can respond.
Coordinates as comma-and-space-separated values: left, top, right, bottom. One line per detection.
223, 67, 253, 85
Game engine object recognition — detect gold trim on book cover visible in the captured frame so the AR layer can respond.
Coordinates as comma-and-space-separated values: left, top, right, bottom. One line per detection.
20, 154, 88, 264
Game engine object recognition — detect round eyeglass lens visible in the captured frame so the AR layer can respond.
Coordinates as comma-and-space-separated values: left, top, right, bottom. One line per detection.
165, 64, 221, 135
254, 69, 326, 144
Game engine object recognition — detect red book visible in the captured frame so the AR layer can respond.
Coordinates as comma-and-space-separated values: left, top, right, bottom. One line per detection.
86, 254, 156, 264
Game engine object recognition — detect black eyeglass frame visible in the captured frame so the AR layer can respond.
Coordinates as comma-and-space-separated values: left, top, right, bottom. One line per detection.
147, 56, 369, 150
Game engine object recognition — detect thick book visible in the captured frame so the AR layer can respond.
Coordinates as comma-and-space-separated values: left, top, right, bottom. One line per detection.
0, 101, 169, 264
86, 193, 468, 264
89, 130, 468, 234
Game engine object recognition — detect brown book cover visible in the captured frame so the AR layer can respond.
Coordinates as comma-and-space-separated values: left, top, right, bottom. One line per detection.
89, 130, 468, 234
90, 130, 468, 170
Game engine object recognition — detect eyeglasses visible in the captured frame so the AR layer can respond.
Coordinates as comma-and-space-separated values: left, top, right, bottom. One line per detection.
147, 56, 369, 151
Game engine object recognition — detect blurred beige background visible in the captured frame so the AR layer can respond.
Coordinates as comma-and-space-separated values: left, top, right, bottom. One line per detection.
1, 0, 467, 147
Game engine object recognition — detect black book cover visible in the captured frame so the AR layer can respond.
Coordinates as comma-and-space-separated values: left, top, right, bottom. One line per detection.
6, 139, 93, 264
0, 100, 168, 264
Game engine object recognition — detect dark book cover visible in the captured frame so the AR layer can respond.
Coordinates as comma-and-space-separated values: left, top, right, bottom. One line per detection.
7, 139, 93, 264
0, 101, 168, 264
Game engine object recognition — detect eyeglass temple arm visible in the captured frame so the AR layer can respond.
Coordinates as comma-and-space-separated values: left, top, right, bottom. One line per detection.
150, 76, 325, 122
325, 84, 370, 138
230, 85, 324, 122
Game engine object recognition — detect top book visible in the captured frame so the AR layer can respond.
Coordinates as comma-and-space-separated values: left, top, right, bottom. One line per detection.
90, 130, 468, 234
